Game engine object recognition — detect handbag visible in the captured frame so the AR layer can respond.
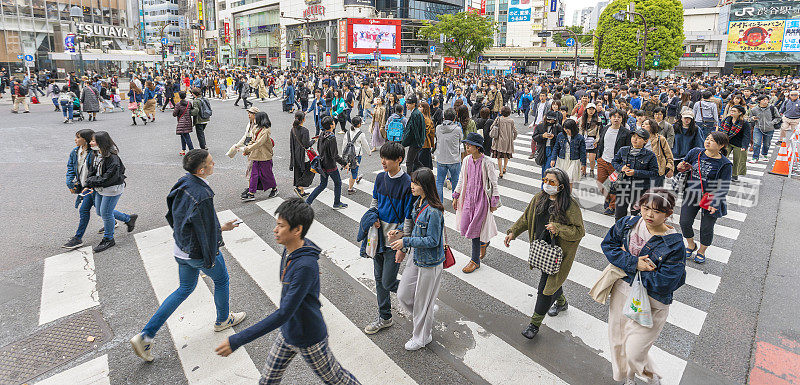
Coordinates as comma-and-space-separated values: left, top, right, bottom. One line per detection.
442, 218, 455, 269
528, 227, 563, 275
696, 151, 714, 211
127, 101, 138, 111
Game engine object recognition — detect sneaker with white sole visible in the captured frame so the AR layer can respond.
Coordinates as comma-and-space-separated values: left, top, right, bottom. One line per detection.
404, 339, 425, 351
97, 222, 119, 234
214, 312, 247, 332
363, 316, 393, 334
130, 333, 154, 362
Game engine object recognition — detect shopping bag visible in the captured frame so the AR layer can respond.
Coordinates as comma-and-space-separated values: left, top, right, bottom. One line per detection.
365, 226, 379, 258
127, 102, 138, 111
623, 271, 653, 328
31, 95, 40, 104
602, 170, 620, 196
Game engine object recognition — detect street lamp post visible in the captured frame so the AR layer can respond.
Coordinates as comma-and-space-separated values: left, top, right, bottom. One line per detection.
69, 6, 84, 75
613, 9, 647, 78
160, 23, 169, 70
375, 35, 382, 73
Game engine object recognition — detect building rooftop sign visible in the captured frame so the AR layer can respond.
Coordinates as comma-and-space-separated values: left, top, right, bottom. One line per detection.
76, 22, 130, 38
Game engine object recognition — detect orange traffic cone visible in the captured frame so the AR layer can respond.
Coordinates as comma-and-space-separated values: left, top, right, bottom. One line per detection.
768, 141, 793, 176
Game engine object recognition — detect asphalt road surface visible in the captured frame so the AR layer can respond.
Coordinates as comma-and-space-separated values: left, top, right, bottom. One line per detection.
0, 95, 794, 385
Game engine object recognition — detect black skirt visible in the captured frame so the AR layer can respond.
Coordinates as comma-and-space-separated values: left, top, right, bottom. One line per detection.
293, 161, 314, 187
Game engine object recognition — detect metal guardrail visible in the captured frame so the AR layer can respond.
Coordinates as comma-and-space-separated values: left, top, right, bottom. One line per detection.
482, 46, 595, 59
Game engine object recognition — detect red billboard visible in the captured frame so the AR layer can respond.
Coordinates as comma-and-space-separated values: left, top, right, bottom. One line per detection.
346, 18, 402, 55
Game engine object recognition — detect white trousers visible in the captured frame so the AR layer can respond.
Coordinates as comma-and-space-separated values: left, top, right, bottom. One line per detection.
397, 255, 443, 345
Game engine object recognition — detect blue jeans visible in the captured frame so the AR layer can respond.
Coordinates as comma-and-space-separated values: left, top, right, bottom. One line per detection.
60, 100, 73, 119
75, 192, 96, 239
306, 169, 343, 206
542, 146, 555, 177
752, 129, 773, 160
52, 97, 60, 110
696, 121, 715, 141
142, 252, 230, 338
180, 133, 194, 151
94, 193, 131, 239
350, 156, 362, 179
436, 162, 461, 201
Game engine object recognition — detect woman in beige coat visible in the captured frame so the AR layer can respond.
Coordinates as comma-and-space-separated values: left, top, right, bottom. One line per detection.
370, 96, 387, 152
642, 119, 674, 187
241, 111, 277, 201
489, 106, 518, 178
227, 106, 261, 199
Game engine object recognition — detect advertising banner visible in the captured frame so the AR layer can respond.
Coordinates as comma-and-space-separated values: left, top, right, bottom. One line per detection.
338, 19, 348, 54
224, 21, 230, 44
727, 0, 800, 62
508, 0, 532, 22
64, 34, 76, 53
346, 18, 402, 55
197, 0, 204, 21
727, 20, 784, 52
550, 0, 557, 13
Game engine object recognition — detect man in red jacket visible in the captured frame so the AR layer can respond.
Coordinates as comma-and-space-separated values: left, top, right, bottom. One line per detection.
11, 80, 29, 113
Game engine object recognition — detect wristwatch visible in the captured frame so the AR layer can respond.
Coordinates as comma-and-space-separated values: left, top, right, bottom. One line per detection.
401, 247, 409, 254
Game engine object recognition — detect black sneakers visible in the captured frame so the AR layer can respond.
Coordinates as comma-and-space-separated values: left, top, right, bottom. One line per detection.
240, 188, 250, 199
62, 237, 83, 250
126, 214, 138, 233
521, 323, 540, 339
547, 302, 568, 317
242, 192, 256, 202
268, 188, 278, 198
93, 238, 115, 253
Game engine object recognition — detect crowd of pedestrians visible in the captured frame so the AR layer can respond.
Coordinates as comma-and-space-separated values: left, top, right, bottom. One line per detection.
39, 64, 800, 384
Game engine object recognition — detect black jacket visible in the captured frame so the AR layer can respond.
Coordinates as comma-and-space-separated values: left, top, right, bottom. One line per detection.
596, 124, 632, 161
85, 153, 126, 188
290, 125, 313, 172
532, 121, 563, 148
317, 131, 347, 172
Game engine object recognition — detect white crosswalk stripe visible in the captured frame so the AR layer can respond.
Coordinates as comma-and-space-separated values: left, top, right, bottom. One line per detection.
290, 185, 688, 385
38, 247, 99, 325
256, 197, 571, 385
133, 227, 262, 383
35, 354, 110, 385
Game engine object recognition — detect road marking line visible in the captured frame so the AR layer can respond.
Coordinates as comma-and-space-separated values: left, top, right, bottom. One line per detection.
134, 228, 261, 383
256, 198, 570, 385
35, 354, 110, 385
216, 210, 417, 385
39, 247, 99, 325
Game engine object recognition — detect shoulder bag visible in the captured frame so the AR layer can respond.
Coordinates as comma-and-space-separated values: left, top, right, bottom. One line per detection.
528, 211, 563, 275
696, 151, 714, 211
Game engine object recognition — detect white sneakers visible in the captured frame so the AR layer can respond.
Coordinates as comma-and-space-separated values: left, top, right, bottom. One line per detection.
130, 333, 154, 362
404, 336, 433, 351
214, 312, 247, 332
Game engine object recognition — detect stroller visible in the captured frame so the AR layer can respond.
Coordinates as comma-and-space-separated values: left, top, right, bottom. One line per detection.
73, 96, 84, 121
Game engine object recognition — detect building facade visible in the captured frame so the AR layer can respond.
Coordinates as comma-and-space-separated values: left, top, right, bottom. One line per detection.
675, 0, 727, 76
0, 0, 142, 76
484, 0, 563, 48
141, 0, 181, 48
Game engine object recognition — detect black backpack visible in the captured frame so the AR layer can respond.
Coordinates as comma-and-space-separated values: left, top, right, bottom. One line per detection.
342, 130, 363, 168
198, 97, 212, 119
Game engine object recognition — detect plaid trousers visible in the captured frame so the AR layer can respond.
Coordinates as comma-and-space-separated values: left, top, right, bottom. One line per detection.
260, 333, 361, 385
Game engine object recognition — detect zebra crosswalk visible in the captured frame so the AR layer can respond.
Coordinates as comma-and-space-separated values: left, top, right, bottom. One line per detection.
27, 129, 769, 385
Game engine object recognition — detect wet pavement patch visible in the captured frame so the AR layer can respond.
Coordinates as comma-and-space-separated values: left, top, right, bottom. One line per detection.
0, 309, 111, 385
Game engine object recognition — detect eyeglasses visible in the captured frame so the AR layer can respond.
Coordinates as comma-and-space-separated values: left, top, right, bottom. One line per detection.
542, 178, 559, 187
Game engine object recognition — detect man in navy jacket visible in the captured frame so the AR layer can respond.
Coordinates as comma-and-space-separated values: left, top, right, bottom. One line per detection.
215, 198, 361, 385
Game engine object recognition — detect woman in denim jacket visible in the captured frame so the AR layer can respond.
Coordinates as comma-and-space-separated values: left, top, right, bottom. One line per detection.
389, 168, 445, 352
63, 129, 96, 250
601, 189, 686, 385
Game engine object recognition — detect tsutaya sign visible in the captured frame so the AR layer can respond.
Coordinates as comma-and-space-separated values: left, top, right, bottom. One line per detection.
75, 22, 130, 38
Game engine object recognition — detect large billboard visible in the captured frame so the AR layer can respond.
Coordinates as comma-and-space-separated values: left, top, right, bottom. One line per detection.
346, 18, 402, 55
727, 0, 800, 63
508, 0, 532, 22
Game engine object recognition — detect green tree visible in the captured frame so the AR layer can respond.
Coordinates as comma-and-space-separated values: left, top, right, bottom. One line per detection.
552, 26, 593, 47
594, 0, 684, 74
418, 11, 496, 72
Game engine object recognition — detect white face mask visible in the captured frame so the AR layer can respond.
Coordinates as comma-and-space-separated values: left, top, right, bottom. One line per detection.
542, 184, 559, 196
91, 145, 100, 151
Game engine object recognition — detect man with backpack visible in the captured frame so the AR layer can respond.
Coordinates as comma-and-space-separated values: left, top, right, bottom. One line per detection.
190, 88, 212, 150
748, 95, 783, 163
343, 116, 372, 194
11, 79, 29, 113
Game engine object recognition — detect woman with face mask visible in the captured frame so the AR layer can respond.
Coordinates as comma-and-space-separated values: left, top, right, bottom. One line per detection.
504, 167, 585, 339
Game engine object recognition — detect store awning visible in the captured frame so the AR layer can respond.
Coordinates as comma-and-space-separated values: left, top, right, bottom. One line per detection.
444, 63, 461, 69
330, 63, 347, 69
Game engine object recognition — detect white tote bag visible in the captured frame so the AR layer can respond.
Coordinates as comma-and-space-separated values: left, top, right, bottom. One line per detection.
623, 271, 653, 328
365, 226, 379, 258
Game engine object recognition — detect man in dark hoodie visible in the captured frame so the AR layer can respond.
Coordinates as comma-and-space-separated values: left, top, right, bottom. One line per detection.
402, 95, 425, 173
130, 149, 246, 362
215, 198, 361, 385
305, 115, 349, 210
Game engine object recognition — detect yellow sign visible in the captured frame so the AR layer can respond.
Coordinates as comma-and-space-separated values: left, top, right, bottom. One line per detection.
727, 20, 784, 52
197, 1, 204, 21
